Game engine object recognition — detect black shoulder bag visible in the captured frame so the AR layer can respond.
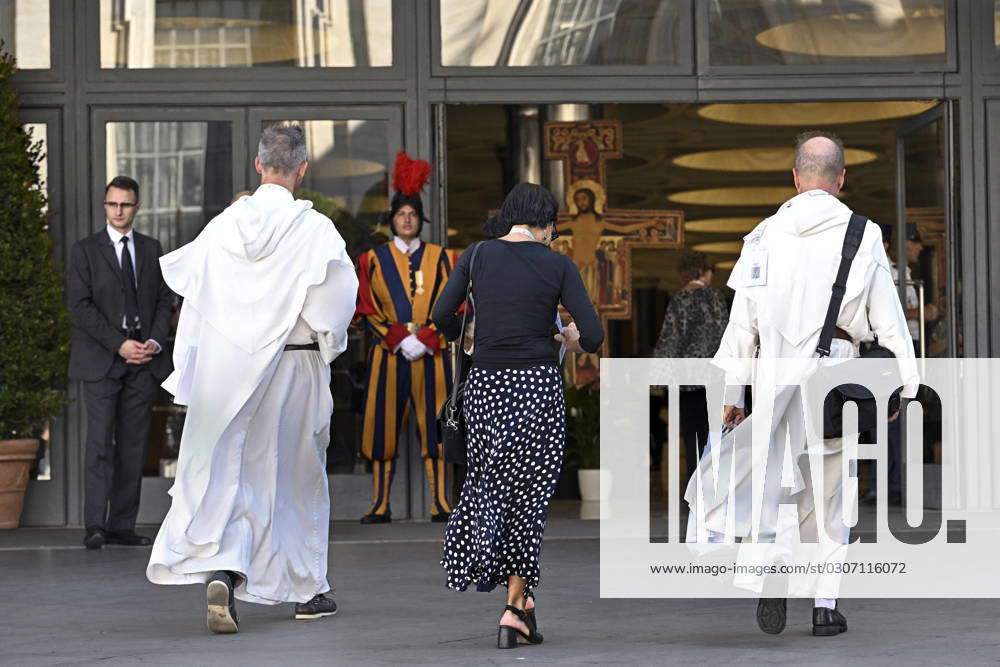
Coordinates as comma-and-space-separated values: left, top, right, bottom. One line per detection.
818, 212, 898, 439
436, 241, 483, 465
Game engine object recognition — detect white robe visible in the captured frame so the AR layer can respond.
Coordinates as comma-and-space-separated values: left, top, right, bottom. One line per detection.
146, 184, 358, 605
684, 189, 918, 597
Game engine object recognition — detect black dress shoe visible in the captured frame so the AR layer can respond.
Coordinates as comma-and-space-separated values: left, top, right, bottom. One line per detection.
813, 606, 848, 636
431, 512, 450, 523
106, 530, 152, 546
206, 571, 239, 634
83, 526, 106, 550
756, 598, 787, 634
294, 594, 338, 620
360, 512, 391, 524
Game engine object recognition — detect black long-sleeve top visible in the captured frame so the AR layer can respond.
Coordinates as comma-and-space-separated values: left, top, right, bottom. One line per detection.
432, 239, 604, 368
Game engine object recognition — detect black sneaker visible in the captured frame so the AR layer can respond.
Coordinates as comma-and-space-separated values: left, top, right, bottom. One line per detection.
813, 606, 848, 636
206, 571, 239, 634
294, 594, 338, 620
83, 526, 106, 550
756, 598, 787, 634
106, 530, 152, 546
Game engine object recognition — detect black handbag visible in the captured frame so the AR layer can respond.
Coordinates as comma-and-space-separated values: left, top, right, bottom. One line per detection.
436, 241, 483, 465
817, 212, 899, 439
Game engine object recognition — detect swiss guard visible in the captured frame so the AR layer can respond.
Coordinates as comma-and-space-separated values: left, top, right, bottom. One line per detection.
355, 152, 455, 524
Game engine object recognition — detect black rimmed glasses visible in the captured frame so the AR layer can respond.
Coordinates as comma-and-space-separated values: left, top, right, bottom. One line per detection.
104, 201, 137, 210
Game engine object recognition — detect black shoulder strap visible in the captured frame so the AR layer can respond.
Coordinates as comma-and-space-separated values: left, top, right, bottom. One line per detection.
816, 212, 868, 357
449, 241, 484, 400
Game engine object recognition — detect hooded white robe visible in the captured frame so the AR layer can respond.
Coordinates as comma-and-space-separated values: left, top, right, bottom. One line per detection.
684, 189, 919, 597
146, 184, 358, 605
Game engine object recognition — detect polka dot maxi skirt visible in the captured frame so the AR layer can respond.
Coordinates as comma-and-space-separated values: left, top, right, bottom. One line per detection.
441, 364, 565, 594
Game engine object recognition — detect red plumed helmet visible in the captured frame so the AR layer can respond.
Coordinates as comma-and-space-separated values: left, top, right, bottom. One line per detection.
391, 151, 432, 196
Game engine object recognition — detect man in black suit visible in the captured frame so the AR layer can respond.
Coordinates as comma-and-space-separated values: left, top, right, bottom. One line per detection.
67, 176, 174, 549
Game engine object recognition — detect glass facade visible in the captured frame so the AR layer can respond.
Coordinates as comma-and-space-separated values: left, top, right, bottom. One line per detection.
440, 0, 682, 66
708, 0, 949, 67
0, 0, 50, 69
100, 0, 392, 69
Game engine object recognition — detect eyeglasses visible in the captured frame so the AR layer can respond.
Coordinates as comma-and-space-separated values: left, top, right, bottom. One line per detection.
104, 201, 137, 210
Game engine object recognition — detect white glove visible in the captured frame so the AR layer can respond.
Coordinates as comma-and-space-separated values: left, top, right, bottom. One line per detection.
397, 334, 428, 361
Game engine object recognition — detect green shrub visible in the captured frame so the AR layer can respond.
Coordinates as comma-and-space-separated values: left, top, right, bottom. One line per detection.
564, 382, 600, 469
0, 49, 71, 439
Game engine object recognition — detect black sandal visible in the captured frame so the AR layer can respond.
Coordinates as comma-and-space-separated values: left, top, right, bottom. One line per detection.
497, 605, 544, 649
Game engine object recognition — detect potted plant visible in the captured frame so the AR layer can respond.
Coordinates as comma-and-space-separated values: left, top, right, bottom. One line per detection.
0, 48, 71, 529
564, 382, 605, 502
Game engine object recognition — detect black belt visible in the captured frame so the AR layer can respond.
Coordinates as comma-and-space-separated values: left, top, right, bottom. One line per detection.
120, 328, 143, 341
284, 342, 319, 352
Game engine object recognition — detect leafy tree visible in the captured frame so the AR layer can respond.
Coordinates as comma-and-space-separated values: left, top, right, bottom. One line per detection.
0, 49, 71, 438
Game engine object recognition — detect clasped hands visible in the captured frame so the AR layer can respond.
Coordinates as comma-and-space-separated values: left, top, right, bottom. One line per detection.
397, 334, 430, 361
118, 339, 159, 365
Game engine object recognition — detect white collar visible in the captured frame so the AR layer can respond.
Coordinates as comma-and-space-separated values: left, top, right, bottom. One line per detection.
106, 224, 134, 245
393, 236, 422, 254
252, 183, 295, 205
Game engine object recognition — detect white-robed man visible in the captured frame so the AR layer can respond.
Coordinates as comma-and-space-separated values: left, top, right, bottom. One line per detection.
684, 131, 918, 637
147, 125, 359, 634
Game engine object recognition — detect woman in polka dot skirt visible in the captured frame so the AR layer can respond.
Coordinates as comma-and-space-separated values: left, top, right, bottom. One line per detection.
432, 183, 604, 649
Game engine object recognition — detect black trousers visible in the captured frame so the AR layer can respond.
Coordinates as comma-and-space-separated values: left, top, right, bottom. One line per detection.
679, 388, 710, 481
82, 359, 158, 531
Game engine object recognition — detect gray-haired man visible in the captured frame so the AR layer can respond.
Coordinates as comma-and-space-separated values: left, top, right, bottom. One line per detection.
146, 125, 359, 633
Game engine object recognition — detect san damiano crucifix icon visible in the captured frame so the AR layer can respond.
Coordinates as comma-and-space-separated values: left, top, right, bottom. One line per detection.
544, 120, 683, 386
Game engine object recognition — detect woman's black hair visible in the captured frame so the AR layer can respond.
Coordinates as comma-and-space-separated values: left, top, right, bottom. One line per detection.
483, 182, 559, 238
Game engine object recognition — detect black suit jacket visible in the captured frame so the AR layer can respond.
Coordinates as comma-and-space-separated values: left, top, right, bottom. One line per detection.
67, 228, 174, 382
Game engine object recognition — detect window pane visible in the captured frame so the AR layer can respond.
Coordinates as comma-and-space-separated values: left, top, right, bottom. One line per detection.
105, 120, 233, 480
22, 122, 47, 209
0, 0, 51, 69
709, 0, 949, 67
440, 0, 681, 66
22, 121, 50, 481
995, 0, 1000, 55
100, 0, 392, 69
105, 121, 232, 253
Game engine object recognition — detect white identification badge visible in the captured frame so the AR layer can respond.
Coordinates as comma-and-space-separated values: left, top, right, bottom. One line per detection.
744, 249, 768, 286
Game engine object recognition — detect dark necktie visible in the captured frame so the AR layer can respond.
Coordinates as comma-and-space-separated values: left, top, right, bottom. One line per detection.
120, 237, 141, 332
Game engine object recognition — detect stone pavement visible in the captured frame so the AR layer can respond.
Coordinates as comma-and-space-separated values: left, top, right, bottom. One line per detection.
1, 509, 997, 666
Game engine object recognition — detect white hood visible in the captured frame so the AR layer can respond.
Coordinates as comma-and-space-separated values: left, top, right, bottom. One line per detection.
728, 189, 888, 348
160, 184, 351, 355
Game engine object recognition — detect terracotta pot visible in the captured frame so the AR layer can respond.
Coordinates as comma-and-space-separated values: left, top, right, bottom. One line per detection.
0, 439, 39, 530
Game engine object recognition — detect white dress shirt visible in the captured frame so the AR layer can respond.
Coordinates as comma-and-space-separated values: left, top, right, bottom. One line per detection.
392, 235, 422, 255
106, 224, 161, 353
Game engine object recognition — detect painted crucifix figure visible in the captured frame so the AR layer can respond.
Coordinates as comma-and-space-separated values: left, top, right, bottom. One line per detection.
545, 120, 683, 384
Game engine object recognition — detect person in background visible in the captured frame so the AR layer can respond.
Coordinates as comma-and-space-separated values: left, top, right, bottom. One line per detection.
653, 250, 728, 482
355, 152, 457, 524
67, 176, 173, 550
433, 183, 604, 650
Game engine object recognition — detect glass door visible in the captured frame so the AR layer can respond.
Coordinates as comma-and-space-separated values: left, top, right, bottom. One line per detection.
247, 107, 404, 519
89, 106, 246, 526
20, 108, 65, 526
894, 101, 958, 512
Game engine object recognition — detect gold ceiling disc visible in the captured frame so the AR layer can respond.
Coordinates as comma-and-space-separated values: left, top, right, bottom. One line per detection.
755, 9, 946, 58
673, 147, 877, 172
685, 217, 761, 234
669, 186, 797, 206
698, 101, 938, 126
